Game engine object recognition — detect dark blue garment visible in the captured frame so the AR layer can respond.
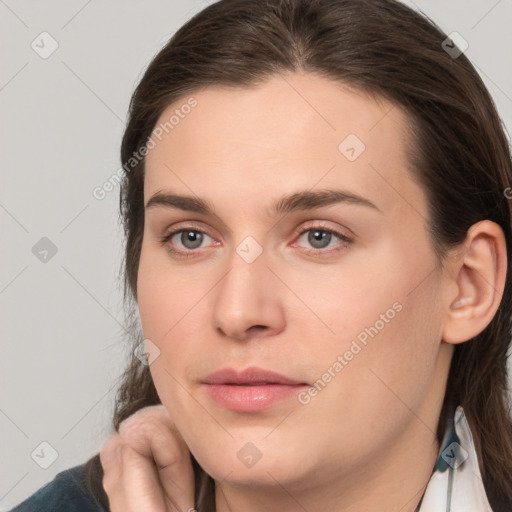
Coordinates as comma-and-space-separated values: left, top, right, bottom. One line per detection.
9, 462, 108, 512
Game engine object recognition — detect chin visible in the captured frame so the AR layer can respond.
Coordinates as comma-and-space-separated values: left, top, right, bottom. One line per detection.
189, 435, 314, 489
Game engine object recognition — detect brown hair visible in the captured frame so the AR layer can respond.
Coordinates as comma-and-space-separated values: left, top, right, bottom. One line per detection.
85, 1, 512, 510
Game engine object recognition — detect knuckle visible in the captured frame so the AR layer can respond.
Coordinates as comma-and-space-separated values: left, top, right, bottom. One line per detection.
120, 405, 169, 430
119, 407, 173, 443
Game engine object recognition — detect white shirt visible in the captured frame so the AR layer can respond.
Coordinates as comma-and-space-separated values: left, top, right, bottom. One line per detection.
416, 405, 493, 511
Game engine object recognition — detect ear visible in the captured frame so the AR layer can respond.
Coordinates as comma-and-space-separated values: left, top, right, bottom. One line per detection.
442, 220, 507, 345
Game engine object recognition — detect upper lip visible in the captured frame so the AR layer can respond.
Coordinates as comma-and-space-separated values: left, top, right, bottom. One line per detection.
202, 367, 308, 386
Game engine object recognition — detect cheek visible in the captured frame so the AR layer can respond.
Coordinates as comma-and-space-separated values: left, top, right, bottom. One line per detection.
324, 276, 443, 427
136, 241, 211, 341
136, 243, 213, 398
303, 249, 444, 421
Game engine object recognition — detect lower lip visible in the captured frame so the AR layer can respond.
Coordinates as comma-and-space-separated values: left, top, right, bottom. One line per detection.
203, 384, 307, 412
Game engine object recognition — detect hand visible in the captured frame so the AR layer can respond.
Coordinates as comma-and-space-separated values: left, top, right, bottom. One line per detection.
100, 404, 196, 512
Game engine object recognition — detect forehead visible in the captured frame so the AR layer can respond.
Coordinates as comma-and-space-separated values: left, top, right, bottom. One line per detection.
143, 73, 424, 218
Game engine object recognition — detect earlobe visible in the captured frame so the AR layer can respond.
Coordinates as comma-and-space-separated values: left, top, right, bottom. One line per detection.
442, 220, 507, 345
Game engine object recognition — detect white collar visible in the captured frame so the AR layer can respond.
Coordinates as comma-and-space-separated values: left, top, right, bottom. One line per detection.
417, 406, 492, 511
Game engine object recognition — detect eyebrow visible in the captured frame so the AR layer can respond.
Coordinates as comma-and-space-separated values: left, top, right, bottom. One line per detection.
145, 189, 381, 216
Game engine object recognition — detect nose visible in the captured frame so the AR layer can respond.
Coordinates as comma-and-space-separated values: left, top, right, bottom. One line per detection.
211, 245, 286, 341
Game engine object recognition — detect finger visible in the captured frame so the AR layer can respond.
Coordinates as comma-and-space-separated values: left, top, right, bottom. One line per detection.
119, 443, 172, 512
99, 436, 122, 491
102, 437, 179, 512
118, 405, 188, 461
100, 436, 128, 511
118, 405, 195, 510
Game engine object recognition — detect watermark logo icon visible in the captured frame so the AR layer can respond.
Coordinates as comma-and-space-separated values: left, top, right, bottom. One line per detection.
32, 237, 58, 263
134, 338, 161, 366
236, 236, 263, 264
442, 32, 469, 59
31, 441, 59, 469
338, 134, 366, 161
441, 441, 468, 469
237, 442, 263, 468
31, 31, 59, 59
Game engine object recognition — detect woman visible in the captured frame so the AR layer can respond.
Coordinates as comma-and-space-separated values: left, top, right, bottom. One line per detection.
10, 0, 512, 510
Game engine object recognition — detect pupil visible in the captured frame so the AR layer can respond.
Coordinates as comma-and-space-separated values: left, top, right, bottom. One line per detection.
183, 230, 203, 249
309, 230, 331, 248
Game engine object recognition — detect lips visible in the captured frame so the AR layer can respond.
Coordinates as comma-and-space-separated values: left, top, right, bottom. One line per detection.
201, 367, 309, 412
202, 367, 308, 386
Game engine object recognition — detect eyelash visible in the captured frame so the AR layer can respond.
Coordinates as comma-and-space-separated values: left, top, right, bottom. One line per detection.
158, 223, 353, 259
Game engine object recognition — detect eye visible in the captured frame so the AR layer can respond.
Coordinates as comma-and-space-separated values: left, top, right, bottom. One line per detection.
159, 223, 353, 259
294, 225, 352, 253
159, 228, 214, 254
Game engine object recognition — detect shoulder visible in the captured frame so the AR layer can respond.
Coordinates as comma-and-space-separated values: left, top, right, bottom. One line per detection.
9, 460, 108, 512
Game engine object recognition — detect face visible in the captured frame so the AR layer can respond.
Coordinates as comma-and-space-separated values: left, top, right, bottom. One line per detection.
137, 73, 454, 495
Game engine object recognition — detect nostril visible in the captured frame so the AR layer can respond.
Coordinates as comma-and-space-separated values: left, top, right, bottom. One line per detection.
246, 325, 269, 336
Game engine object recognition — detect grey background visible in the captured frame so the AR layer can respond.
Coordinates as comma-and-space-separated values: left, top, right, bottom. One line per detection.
1, 0, 511, 509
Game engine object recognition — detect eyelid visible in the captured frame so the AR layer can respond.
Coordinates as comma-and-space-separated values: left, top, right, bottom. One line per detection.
161, 220, 216, 238
292, 220, 355, 241
159, 221, 218, 247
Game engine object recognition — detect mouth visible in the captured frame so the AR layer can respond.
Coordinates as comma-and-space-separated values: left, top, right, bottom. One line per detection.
201, 367, 309, 412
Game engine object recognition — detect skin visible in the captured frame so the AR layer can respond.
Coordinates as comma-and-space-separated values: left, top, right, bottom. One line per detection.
120, 72, 506, 512
100, 405, 195, 512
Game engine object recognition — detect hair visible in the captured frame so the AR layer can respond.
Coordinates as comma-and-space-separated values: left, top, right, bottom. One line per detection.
84, 0, 512, 510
